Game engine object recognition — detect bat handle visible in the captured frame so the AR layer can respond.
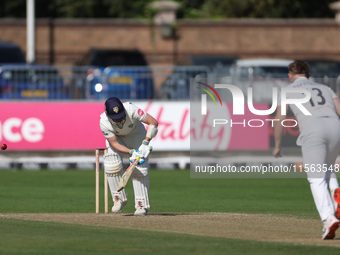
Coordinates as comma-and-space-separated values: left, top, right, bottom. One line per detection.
143, 147, 153, 159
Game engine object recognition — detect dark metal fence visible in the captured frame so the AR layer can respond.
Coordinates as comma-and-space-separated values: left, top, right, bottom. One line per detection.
0, 65, 211, 100
1, 65, 339, 101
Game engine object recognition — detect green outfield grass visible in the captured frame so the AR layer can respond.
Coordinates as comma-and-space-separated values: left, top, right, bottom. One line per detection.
1, 218, 340, 255
0, 169, 337, 254
0, 169, 316, 217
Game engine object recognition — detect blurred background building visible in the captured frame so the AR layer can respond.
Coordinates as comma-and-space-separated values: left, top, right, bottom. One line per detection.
1, 0, 340, 169
1, 0, 340, 66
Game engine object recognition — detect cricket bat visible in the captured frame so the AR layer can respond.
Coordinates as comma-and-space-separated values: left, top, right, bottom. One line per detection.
117, 156, 139, 192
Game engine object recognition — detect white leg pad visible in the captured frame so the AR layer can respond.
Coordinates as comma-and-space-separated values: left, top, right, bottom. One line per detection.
106, 172, 127, 202
104, 151, 127, 202
132, 164, 150, 210
104, 151, 123, 174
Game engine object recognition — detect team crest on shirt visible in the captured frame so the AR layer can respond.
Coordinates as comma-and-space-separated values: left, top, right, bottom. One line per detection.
128, 124, 133, 128
113, 107, 119, 113
138, 109, 144, 115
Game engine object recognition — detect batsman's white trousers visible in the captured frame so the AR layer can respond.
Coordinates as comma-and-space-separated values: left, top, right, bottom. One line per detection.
300, 117, 340, 221
106, 128, 151, 209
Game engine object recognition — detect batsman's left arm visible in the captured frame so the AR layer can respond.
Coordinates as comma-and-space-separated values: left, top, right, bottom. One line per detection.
138, 113, 158, 158
142, 113, 158, 142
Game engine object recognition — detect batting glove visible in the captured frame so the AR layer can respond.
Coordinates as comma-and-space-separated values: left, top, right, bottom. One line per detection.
129, 149, 145, 164
138, 140, 153, 159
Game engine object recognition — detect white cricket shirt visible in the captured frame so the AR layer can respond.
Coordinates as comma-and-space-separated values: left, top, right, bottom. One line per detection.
287, 77, 338, 132
100, 102, 147, 138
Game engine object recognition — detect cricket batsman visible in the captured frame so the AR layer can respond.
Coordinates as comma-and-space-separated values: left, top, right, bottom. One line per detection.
100, 97, 158, 216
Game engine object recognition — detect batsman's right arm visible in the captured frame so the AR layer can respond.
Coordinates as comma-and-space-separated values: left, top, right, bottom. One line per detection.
106, 136, 131, 155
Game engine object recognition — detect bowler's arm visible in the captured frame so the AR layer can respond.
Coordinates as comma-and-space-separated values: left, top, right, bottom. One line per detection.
272, 105, 287, 158
333, 97, 340, 116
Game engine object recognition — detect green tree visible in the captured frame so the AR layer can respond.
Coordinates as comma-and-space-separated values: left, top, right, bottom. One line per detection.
185, 0, 336, 18
0, 0, 155, 18
0, 0, 337, 19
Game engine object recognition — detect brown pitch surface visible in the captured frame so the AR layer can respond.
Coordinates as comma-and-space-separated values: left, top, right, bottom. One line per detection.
3, 212, 340, 248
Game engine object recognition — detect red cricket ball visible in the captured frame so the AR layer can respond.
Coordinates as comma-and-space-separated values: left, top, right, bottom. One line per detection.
1, 143, 7, 150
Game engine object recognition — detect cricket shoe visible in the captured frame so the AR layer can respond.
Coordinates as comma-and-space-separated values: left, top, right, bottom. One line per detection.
134, 207, 148, 216
322, 215, 339, 240
112, 197, 127, 213
333, 188, 340, 219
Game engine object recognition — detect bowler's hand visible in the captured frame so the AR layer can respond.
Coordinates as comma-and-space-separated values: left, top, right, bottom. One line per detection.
272, 147, 282, 158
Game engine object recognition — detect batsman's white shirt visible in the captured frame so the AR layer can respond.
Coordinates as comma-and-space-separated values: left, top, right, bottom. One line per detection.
100, 102, 147, 149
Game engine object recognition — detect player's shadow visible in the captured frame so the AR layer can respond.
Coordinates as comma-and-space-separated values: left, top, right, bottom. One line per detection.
123, 213, 194, 217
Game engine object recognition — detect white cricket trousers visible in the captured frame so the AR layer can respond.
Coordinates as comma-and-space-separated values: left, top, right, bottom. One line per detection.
301, 117, 340, 221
